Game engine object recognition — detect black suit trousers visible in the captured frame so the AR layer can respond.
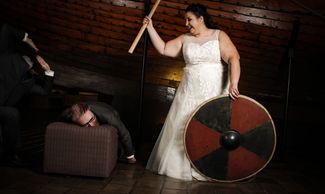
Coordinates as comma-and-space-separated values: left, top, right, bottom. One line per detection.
0, 106, 20, 156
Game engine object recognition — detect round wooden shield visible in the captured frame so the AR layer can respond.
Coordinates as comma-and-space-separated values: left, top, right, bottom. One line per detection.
184, 95, 276, 182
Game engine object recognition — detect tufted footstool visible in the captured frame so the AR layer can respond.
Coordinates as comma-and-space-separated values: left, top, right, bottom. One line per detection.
43, 122, 118, 177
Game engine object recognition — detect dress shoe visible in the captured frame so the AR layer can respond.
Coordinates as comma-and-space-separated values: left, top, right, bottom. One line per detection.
126, 156, 137, 164
118, 156, 137, 164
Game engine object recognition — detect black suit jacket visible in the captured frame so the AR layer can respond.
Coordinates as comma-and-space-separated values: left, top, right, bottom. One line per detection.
0, 53, 54, 106
0, 23, 54, 106
58, 101, 135, 156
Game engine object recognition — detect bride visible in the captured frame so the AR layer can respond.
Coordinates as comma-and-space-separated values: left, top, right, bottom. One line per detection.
144, 3, 241, 181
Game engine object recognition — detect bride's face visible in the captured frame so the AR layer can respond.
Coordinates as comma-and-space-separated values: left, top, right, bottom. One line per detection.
185, 12, 203, 35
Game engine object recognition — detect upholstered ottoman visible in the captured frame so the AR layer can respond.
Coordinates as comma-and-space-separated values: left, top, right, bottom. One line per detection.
43, 122, 118, 177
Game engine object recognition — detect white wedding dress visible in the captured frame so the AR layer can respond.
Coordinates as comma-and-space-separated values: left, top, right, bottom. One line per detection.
146, 30, 229, 181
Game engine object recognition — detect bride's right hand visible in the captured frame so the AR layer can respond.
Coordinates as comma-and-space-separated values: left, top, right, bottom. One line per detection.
143, 16, 153, 29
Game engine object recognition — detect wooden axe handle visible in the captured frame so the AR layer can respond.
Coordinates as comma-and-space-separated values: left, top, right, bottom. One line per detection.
128, 0, 161, 54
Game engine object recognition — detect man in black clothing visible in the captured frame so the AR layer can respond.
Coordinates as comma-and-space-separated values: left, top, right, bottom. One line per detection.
59, 102, 137, 164
0, 23, 54, 166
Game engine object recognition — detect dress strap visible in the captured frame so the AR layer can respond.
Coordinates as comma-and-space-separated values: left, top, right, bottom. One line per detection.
214, 30, 220, 41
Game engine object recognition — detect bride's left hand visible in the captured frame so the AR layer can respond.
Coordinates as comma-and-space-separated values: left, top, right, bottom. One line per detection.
229, 83, 239, 100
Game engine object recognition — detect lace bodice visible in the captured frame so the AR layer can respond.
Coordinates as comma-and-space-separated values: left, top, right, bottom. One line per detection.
183, 30, 221, 66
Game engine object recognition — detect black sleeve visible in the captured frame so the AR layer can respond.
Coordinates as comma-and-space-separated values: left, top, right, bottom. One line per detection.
1, 23, 38, 59
29, 74, 54, 95
2, 23, 26, 41
56, 107, 73, 123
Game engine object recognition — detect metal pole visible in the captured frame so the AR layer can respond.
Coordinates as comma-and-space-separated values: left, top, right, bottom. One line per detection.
282, 19, 300, 159
137, 0, 151, 147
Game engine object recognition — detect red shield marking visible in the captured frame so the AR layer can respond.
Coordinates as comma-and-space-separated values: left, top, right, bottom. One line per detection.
227, 147, 266, 180
185, 119, 221, 161
231, 98, 270, 133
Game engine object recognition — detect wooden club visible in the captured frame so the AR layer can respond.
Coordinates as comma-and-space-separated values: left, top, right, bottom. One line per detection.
128, 0, 161, 54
